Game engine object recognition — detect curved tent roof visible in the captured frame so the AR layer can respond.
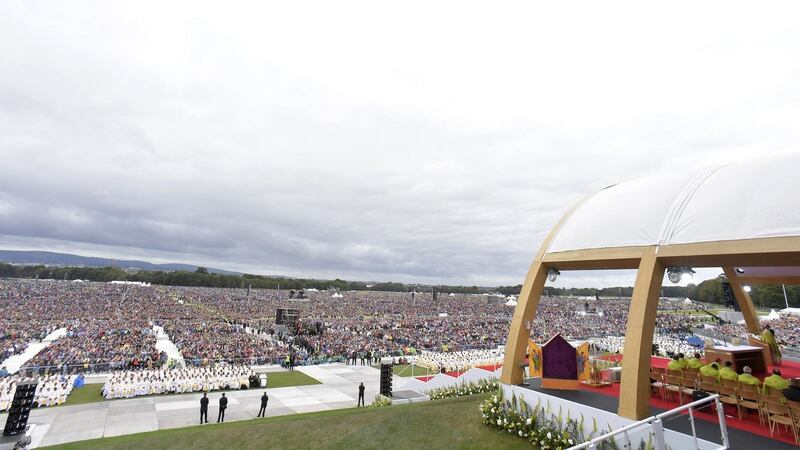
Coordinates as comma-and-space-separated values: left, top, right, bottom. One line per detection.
547, 153, 800, 254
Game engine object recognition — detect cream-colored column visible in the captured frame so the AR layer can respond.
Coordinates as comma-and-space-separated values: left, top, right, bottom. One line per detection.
500, 262, 548, 385
618, 247, 664, 420
722, 267, 760, 334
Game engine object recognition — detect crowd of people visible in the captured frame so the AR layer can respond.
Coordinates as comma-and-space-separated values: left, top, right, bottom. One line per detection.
414, 349, 504, 373
101, 364, 252, 399
714, 314, 800, 350
1, 279, 797, 380
0, 374, 77, 411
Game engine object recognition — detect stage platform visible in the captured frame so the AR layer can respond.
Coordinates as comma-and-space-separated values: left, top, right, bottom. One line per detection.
390, 390, 430, 404
521, 377, 798, 450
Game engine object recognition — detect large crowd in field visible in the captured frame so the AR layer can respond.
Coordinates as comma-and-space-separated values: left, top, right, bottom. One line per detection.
1, 279, 798, 380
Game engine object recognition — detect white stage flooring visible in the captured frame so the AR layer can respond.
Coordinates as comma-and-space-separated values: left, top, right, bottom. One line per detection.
0, 363, 411, 448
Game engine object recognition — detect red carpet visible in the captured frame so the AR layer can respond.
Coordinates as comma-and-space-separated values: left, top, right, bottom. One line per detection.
583, 357, 800, 446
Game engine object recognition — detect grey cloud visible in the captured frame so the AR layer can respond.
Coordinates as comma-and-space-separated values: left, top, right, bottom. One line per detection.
1, 3, 800, 287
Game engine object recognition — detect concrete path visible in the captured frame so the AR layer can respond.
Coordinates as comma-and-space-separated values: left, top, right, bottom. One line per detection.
152, 325, 185, 367
0, 328, 67, 375
0, 363, 410, 448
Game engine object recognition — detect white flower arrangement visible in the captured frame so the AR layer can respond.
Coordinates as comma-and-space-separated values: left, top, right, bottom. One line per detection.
426, 378, 499, 400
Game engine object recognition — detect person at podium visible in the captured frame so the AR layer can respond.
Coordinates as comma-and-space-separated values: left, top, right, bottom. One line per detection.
761, 324, 782, 365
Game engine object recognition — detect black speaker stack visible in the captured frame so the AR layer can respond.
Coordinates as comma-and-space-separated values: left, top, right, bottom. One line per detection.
379, 363, 393, 397
3, 380, 37, 436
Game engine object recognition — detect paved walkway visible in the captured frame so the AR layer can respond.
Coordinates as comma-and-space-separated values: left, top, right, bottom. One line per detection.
0, 328, 66, 375
152, 325, 185, 367
1, 363, 409, 448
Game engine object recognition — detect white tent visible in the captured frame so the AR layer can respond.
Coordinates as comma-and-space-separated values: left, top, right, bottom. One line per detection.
780, 307, 800, 316
547, 154, 800, 253
331, 293, 343, 298
504, 299, 517, 307
683, 298, 692, 305
762, 309, 781, 321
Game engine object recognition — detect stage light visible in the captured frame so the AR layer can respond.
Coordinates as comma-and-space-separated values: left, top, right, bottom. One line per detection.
743, 285, 752, 293
547, 269, 560, 282
667, 268, 682, 284
667, 267, 695, 284
680, 271, 693, 284
735, 268, 745, 274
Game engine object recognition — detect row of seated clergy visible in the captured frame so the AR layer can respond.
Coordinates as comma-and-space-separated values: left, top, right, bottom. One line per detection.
665, 355, 792, 395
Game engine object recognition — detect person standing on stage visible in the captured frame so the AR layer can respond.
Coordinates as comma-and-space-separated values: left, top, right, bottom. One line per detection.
200, 393, 209, 424
217, 393, 228, 423
257, 391, 269, 417
357, 382, 365, 407
761, 324, 782, 365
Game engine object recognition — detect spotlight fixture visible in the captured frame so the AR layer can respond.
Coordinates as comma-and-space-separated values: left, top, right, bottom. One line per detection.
735, 268, 745, 274
547, 268, 560, 282
667, 267, 695, 284
743, 285, 752, 293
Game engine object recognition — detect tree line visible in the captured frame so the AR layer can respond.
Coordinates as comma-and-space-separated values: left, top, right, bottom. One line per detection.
0, 264, 483, 294
496, 278, 798, 309
1, 263, 795, 307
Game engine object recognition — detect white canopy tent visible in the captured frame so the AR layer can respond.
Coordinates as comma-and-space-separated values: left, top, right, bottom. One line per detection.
502, 153, 800, 421
548, 153, 800, 253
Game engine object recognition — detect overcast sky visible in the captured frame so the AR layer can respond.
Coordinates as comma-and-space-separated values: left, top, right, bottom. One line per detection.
1, 2, 799, 287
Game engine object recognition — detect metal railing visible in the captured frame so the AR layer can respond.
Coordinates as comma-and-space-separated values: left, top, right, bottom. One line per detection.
568, 394, 728, 450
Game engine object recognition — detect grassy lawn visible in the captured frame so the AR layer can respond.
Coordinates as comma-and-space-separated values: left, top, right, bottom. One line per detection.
262, 370, 320, 388
387, 364, 435, 377
44, 394, 532, 450
62, 384, 105, 406
59, 371, 320, 407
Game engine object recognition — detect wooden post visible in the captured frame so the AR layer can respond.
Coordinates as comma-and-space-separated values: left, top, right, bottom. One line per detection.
500, 262, 548, 385
618, 247, 664, 420
722, 267, 760, 334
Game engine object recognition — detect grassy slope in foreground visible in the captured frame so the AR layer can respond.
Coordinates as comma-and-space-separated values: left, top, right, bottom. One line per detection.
44, 394, 532, 450
61, 371, 320, 407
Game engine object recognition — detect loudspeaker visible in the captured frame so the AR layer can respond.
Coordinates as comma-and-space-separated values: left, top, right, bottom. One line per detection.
720, 281, 740, 312
4, 380, 37, 436
379, 364, 393, 397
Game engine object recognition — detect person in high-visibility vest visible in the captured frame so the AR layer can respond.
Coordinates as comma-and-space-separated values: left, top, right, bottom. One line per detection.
687, 352, 704, 369
737, 366, 760, 386
761, 324, 782, 365
718, 361, 738, 382
762, 368, 789, 394
699, 362, 719, 378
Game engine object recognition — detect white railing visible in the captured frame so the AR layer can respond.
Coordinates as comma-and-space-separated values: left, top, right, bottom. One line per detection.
568, 394, 728, 450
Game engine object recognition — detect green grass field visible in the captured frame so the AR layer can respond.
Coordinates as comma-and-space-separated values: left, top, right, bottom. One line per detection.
60, 371, 320, 407
44, 394, 532, 450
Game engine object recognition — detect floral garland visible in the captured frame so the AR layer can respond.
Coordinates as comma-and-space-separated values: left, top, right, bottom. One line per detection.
371, 394, 393, 408
479, 390, 635, 450
426, 378, 500, 400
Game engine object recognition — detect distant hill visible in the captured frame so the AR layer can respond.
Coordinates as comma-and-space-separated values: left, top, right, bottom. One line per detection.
0, 250, 239, 275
